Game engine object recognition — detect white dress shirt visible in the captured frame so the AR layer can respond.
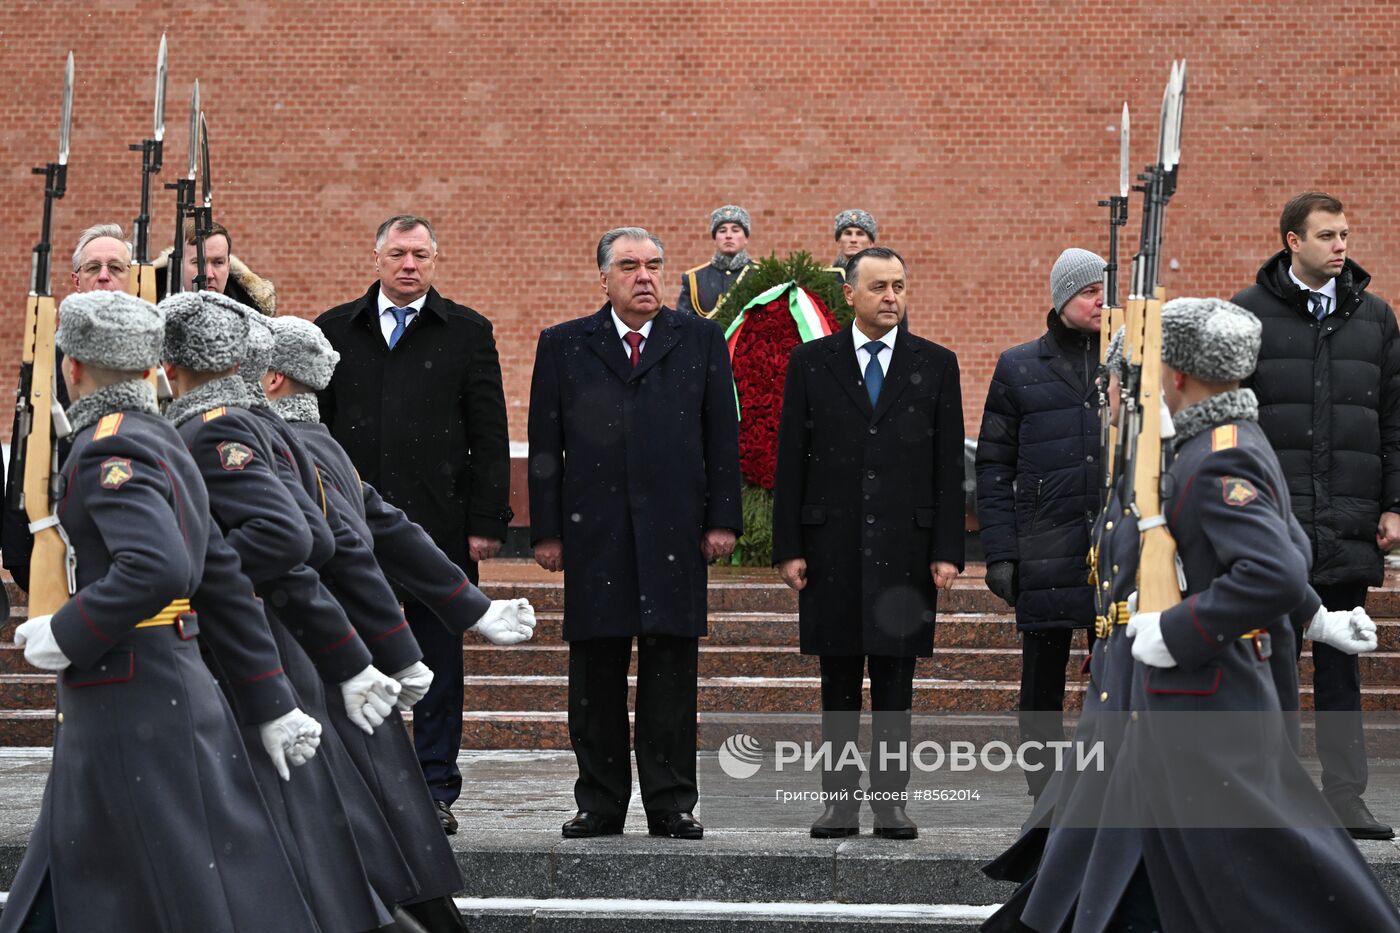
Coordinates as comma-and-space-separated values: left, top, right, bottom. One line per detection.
611, 309, 654, 360
852, 325, 897, 376
1288, 267, 1338, 317
378, 291, 428, 345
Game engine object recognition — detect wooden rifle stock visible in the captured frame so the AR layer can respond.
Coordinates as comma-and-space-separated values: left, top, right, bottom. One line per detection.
20, 292, 70, 615
1132, 287, 1181, 613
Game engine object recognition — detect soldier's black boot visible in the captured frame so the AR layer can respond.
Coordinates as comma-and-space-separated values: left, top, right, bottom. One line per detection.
401, 895, 470, 932
872, 805, 918, 840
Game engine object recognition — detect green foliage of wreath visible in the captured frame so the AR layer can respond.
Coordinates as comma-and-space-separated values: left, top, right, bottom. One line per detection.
714, 252, 853, 566
708, 251, 853, 329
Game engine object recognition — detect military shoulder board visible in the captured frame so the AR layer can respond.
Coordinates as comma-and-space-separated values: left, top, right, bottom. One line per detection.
93, 413, 124, 439
202, 407, 227, 423
1211, 425, 1237, 451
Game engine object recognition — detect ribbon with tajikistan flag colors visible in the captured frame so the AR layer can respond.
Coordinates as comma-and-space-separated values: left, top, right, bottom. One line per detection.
723, 281, 834, 419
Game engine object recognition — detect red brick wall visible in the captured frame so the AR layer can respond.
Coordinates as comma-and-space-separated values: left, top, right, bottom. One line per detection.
1, 1, 1397, 442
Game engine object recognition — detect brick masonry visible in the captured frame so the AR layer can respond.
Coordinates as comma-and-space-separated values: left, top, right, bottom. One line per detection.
0, 1, 1396, 442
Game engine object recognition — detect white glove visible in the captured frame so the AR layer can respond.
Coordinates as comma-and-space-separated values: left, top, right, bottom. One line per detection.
1126, 611, 1178, 668
1305, 605, 1378, 655
258, 708, 323, 781
339, 665, 401, 734
392, 661, 434, 711
471, 598, 537, 646
14, 615, 70, 671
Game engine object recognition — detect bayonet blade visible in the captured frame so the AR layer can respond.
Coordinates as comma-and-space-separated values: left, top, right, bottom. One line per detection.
58, 52, 73, 165
199, 112, 211, 209
1163, 61, 1179, 170
1156, 62, 1171, 169
1119, 102, 1130, 198
154, 33, 167, 143
187, 79, 199, 180
1171, 60, 1187, 169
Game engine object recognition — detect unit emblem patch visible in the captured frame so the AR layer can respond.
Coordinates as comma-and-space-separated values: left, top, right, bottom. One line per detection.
1221, 476, 1257, 507
217, 441, 254, 471
99, 457, 134, 489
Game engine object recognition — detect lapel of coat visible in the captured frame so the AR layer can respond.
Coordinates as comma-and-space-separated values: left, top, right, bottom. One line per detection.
630, 308, 682, 382
1040, 331, 1086, 394
871, 334, 922, 424
585, 304, 634, 384
823, 326, 874, 418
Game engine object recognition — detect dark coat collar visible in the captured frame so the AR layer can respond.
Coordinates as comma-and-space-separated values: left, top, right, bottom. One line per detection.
352, 282, 448, 328
584, 304, 684, 383
1256, 249, 1372, 315
823, 324, 924, 423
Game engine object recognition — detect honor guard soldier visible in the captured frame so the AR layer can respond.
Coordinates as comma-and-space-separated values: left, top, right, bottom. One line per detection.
2, 290, 322, 933
827, 209, 878, 278
161, 290, 429, 933
251, 313, 535, 933
1072, 298, 1397, 933
676, 204, 755, 316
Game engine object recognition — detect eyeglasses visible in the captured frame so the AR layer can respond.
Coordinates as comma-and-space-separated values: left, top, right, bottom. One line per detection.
79, 260, 131, 277
613, 259, 664, 275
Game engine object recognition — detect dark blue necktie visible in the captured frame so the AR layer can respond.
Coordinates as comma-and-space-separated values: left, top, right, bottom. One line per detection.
388, 306, 410, 348
863, 342, 885, 406
1310, 293, 1329, 321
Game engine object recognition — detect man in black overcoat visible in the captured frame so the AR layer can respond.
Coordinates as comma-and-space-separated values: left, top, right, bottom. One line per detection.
772, 246, 965, 840
527, 226, 742, 840
316, 214, 513, 834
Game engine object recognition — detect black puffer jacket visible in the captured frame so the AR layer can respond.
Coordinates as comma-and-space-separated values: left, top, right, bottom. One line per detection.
1234, 251, 1400, 587
975, 310, 1101, 631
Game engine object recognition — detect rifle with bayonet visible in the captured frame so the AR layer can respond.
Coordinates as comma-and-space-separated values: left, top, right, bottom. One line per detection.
1096, 101, 1131, 508
11, 54, 78, 615
128, 33, 166, 303
1120, 60, 1187, 614
127, 35, 173, 403
191, 111, 212, 291
164, 79, 199, 295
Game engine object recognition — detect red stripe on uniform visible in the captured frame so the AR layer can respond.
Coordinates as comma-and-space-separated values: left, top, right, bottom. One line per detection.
369, 620, 409, 642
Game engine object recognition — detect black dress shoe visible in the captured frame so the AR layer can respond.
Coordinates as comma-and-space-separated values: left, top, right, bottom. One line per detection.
435, 800, 458, 836
646, 811, 704, 839
810, 804, 860, 839
562, 810, 625, 838
872, 805, 918, 840
1332, 796, 1396, 840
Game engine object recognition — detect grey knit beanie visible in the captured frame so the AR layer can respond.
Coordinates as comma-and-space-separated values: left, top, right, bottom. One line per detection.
56, 291, 164, 370
834, 209, 877, 242
269, 316, 340, 391
1161, 297, 1261, 382
160, 290, 251, 372
710, 205, 751, 237
1050, 248, 1106, 314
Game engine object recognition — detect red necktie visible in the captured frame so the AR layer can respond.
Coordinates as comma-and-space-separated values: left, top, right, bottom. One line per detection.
625, 331, 644, 369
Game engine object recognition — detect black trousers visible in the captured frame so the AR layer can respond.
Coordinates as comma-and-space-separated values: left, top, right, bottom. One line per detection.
1018, 627, 1096, 798
567, 634, 699, 820
818, 654, 917, 810
405, 574, 473, 806
1296, 582, 1368, 804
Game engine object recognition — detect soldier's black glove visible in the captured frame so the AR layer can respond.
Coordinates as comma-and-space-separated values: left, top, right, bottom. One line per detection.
985, 560, 1018, 608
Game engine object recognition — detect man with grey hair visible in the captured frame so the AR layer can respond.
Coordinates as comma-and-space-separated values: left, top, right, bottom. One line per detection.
528, 226, 742, 840
5, 224, 135, 592
70, 222, 132, 293
317, 212, 512, 836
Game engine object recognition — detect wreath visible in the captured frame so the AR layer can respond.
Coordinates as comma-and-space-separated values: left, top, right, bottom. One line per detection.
709, 253, 853, 565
